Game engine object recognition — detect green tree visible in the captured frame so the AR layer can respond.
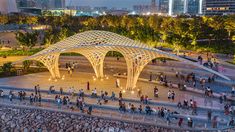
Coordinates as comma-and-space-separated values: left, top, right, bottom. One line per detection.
15, 31, 38, 49
0, 15, 8, 24
2, 62, 13, 75
188, 18, 202, 47
25, 16, 38, 25
36, 61, 44, 68
225, 16, 235, 39
22, 60, 32, 71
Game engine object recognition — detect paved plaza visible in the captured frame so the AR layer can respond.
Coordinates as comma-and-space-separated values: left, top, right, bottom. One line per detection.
0, 69, 226, 109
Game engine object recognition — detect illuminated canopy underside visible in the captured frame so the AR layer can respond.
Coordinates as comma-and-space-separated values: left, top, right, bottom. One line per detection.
16, 30, 230, 90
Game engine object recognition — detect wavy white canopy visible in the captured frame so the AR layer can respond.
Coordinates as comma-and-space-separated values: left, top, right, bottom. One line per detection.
17, 30, 230, 90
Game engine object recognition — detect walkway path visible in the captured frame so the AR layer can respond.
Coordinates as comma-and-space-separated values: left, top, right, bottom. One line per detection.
0, 85, 233, 129
0, 91, 232, 131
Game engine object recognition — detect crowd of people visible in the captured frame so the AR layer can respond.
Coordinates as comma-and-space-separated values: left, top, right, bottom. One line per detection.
177, 99, 198, 115
65, 62, 78, 77
0, 82, 234, 130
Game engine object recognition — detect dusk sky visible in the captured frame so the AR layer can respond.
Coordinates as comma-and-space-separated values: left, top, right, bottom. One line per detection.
66, 0, 151, 9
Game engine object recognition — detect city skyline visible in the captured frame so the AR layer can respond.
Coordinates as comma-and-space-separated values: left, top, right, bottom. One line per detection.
66, 0, 151, 9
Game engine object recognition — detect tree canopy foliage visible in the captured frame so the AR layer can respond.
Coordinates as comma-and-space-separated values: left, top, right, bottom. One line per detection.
1, 14, 235, 54
15, 31, 38, 49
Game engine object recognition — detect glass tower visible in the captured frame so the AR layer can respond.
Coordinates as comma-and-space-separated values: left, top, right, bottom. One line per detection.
203, 0, 235, 15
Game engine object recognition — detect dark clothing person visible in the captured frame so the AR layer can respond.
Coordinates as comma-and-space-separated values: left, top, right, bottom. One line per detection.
178, 118, 183, 127
87, 82, 90, 91
208, 110, 212, 121
119, 91, 122, 98
88, 106, 92, 115
188, 118, 193, 128
60, 88, 63, 95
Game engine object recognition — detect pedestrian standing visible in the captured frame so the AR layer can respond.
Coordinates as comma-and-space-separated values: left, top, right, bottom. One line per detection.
208, 110, 212, 121
193, 81, 196, 88
60, 87, 63, 95
188, 118, 193, 128
57, 97, 62, 109
67, 67, 71, 74
87, 81, 90, 91
178, 118, 183, 127
38, 94, 41, 106
111, 92, 115, 101
149, 72, 153, 81
30, 93, 34, 104
212, 116, 218, 128
37, 85, 40, 95
34, 85, 38, 95
88, 105, 92, 115
167, 90, 171, 101
171, 91, 175, 101
119, 91, 122, 98
9, 92, 13, 102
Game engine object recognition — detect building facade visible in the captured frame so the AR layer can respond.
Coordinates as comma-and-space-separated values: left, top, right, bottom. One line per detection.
188, 0, 200, 15
157, 0, 169, 13
0, 0, 18, 14
16, 0, 65, 9
54, 0, 65, 9
203, 0, 235, 15
172, 0, 184, 15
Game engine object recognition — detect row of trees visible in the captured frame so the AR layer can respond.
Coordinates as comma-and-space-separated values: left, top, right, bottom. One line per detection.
0, 61, 45, 77
2, 14, 234, 53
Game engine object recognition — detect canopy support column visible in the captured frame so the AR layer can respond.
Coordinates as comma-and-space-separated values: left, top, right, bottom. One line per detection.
82, 50, 108, 79
34, 53, 60, 79
123, 50, 154, 90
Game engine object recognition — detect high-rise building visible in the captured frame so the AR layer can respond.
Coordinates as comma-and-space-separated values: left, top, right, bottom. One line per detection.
151, 0, 157, 13
34, 0, 50, 9
172, 0, 184, 15
54, 0, 65, 8
199, 0, 203, 14
168, 0, 200, 16
133, 5, 151, 14
188, 0, 199, 15
157, 0, 168, 13
0, 0, 18, 14
203, 0, 235, 15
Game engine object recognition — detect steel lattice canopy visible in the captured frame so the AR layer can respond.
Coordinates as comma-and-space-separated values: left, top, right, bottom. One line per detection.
15, 30, 231, 90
